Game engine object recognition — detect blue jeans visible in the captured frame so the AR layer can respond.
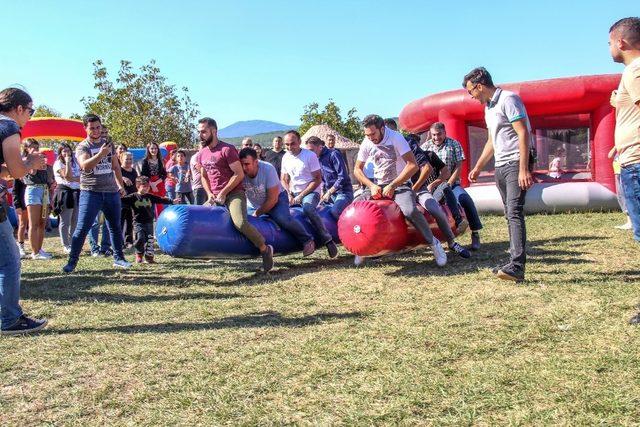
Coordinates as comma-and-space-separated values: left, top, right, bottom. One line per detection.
293, 191, 332, 244
68, 191, 125, 264
0, 219, 23, 328
325, 191, 353, 220
620, 163, 640, 241
89, 213, 112, 253
267, 192, 313, 244
451, 183, 483, 231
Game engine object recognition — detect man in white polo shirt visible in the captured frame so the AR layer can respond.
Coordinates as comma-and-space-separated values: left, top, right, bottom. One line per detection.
466, 67, 533, 283
281, 130, 338, 258
609, 17, 640, 324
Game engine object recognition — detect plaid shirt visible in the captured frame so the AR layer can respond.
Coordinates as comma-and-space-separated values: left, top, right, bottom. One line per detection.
421, 137, 466, 184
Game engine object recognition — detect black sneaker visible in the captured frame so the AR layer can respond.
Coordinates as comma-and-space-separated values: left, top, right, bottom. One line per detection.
62, 261, 77, 273
470, 232, 481, 251
1, 315, 48, 336
497, 268, 524, 283
102, 249, 114, 257
326, 241, 338, 259
629, 312, 640, 325
450, 242, 471, 259
261, 245, 274, 272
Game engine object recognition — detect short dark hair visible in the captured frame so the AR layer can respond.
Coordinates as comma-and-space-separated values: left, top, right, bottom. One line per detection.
176, 149, 187, 157
430, 122, 446, 132
284, 130, 301, 140
305, 136, 324, 147
384, 118, 398, 131
610, 17, 640, 46
136, 175, 150, 185
462, 67, 494, 88
198, 117, 218, 129
239, 147, 258, 159
83, 114, 101, 126
362, 114, 385, 129
0, 87, 32, 113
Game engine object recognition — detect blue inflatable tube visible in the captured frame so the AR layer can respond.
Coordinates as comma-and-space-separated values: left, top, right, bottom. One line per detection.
156, 204, 339, 258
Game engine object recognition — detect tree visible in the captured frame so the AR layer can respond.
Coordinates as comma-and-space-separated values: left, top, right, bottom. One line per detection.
33, 105, 61, 118
298, 100, 363, 142
82, 60, 200, 147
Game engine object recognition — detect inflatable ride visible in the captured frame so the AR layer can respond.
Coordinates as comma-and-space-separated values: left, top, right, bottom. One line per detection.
399, 74, 621, 214
156, 200, 464, 259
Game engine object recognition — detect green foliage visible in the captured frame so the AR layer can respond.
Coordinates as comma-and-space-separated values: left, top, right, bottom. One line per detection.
33, 105, 62, 118
82, 60, 200, 148
298, 99, 363, 142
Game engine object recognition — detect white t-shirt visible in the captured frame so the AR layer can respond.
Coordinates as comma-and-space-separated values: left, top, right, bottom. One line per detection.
281, 148, 321, 194
356, 127, 411, 184
53, 158, 81, 189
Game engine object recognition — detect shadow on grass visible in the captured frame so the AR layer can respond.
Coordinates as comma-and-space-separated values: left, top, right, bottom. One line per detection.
54, 310, 367, 334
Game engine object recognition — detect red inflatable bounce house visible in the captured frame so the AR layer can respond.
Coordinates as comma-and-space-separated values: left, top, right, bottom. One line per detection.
399, 74, 621, 213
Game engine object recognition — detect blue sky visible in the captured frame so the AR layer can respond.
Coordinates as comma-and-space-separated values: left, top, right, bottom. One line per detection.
2, 0, 636, 128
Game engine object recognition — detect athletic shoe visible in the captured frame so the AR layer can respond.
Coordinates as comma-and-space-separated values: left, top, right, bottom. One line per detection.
470, 231, 481, 251
431, 239, 447, 267
91, 251, 100, 257
497, 268, 524, 283
615, 222, 633, 230
629, 312, 640, 325
113, 259, 132, 269
39, 250, 53, 259
456, 218, 469, 234
62, 261, 77, 273
326, 241, 339, 259
354, 255, 365, 266
1, 315, 48, 336
302, 240, 316, 257
63, 246, 71, 255
31, 252, 50, 260
144, 255, 156, 264
261, 245, 274, 272
450, 242, 471, 259
102, 249, 114, 257
17, 243, 26, 259
135, 254, 144, 263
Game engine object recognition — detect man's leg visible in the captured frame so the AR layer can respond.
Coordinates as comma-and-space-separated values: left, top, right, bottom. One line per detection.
0, 219, 23, 328
452, 184, 483, 232
417, 190, 455, 245
268, 192, 313, 245
620, 164, 640, 241
393, 186, 434, 244
495, 162, 527, 278
99, 216, 112, 253
101, 192, 126, 261
226, 192, 266, 249
89, 215, 100, 254
66, 191, 102, 268
329, 192, 354, 220
300, 192, 333, 244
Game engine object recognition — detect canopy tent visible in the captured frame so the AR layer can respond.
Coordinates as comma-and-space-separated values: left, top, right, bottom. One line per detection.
301, 124, 360, 183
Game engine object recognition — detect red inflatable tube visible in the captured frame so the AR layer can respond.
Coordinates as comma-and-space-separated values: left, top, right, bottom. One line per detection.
338, 199, 465, 257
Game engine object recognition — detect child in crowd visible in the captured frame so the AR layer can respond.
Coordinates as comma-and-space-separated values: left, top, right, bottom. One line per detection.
169, 150, 193, 204
548, 147, 566, 179
121, 176, 173, 263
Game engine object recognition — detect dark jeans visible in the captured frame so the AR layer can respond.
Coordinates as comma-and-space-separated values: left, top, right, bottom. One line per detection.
68, 191, 125, 264
267, 192, 313, 244
620, 163, 640, 241
495, 161, 526, 272
325, 191, 353, 220
89, 213, 112, 253
194, 187, 207, 205
134, 222, 155, 256
121, 207, 134, 245
451, 184, 483, 231
430, 182, 464, 225
177, 192, 194, 205
292, 191, 332, 244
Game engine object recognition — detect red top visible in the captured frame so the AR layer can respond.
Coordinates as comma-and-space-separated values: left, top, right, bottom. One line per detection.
198, 141, 243, 195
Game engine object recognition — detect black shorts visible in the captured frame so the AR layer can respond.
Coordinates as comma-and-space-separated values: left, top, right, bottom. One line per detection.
12, 185, 25, 210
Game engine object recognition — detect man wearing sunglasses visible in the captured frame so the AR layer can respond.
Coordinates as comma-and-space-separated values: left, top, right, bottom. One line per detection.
465, 67, 532, 283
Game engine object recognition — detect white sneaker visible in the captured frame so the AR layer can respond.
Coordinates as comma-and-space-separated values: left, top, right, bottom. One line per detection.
615, 222, 633, 230
39, 250, 53, 259
113, 259, 132, 269
431, 239, 447, 267
31, 252, 49, 260
17, 243, 26, 259
63, 246, 71, 254
354, 255, 365, 266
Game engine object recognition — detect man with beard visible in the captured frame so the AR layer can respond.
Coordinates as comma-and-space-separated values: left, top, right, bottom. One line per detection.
196, 117, 274, 272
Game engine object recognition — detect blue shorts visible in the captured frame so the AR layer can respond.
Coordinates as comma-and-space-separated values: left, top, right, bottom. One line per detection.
24, 185, 48, 206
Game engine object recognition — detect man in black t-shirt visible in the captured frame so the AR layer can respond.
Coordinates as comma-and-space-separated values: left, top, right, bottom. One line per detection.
263, 136, 285, 177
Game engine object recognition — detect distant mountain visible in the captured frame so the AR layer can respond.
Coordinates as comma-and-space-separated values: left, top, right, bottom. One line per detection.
217, 120, 297, 138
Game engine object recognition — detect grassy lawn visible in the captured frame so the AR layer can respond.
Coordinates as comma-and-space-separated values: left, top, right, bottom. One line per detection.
1, 212, 639, 425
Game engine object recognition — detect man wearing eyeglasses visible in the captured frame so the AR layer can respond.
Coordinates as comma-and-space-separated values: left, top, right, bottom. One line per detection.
465, 67, 533, 283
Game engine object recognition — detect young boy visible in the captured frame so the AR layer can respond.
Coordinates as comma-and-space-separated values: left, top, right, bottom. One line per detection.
168, 150, 193, 204
121, 176, 173, 263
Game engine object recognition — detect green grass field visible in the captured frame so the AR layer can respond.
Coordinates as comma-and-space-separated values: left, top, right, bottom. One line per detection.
2, 212, 640, 425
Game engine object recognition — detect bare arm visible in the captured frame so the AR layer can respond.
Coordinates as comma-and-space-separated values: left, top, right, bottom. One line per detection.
383, 152, 419, 198
428, 166, 450, 192
200, 165, 213, 199
78, 143, 111, 171
281, 172, 291, 196
354, 160, 374, 188
448, 161, 462, 186
254, 185, 280, 216
512, 119, 533, 190
1, 135, 45, 179
217, 160, 244, 199
297, 170, 322, 199
111, 153, 125, 194
411, 163, 433, 192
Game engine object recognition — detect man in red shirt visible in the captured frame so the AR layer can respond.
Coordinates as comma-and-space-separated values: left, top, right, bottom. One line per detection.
196, 117, 273, 272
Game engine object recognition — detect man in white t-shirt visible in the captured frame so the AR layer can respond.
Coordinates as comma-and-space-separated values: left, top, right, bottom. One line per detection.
609, 17, 640, 324
353, 114, 447, 267
281, 130, 338, 258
